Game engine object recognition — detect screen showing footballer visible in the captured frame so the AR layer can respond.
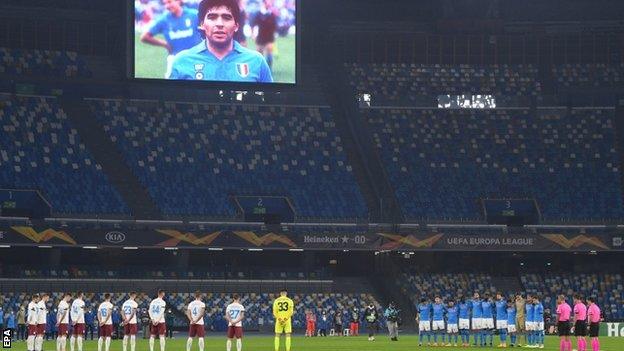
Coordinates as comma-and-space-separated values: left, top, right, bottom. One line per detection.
133, 0, 296, 84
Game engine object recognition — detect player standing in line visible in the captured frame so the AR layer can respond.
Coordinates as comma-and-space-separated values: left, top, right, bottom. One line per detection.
525, 295, 535, 348
416, 297, 431, 346
458, 296, 471, 347
495, 292, 508, 348
556, 294, 572, 351
516, 294, 527, 347
446, 300, 459, 347
507, 299, 518, 347
586, 297, 601, 351
69, 292, 85, 351
97, 293, 114, 351
431, 296, 446, 346
56, 293, 72, 351
186, 291, 206, 351
140, 0, 202, 78
470, 293, 483, 347
26, 294, 40, 351
482, 293, 495, 347
533, 295, 545, 349
272, 289, 294, 351
225, 294, 245, 351
35, 293, 49, 351
572, 295, 588, 351
122, 292, 139, 351
149, 290, 167, 351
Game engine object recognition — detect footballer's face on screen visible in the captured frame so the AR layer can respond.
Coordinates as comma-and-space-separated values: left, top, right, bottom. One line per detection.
201, 6, 239, 48
163, 0, 183, 15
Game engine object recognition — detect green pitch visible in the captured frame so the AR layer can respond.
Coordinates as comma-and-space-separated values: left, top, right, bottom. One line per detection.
9, 335, 624, 351
134, 33, 296, 83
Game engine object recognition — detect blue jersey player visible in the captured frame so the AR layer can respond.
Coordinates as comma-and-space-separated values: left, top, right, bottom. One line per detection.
169, 0, 273, 82
481, 294, 495, 346
417, 298, 432, 346
470, 293, 483, 346
533, 296, 545, 348
526, 295, 536, 347
141, 0, 202, 78
495, 292, 508, 347
446, 300, 459, 346
431, 296, 446, 346
458, 297, 471, 347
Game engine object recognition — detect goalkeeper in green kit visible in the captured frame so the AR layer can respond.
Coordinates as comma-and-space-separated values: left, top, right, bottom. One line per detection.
364, 303, 379, 341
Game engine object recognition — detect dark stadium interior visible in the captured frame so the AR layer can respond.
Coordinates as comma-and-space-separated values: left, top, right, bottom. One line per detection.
0, 0, 623, 344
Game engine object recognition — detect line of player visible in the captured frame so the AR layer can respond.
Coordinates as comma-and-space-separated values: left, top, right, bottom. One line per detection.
22, 290, 249, 351
414, 292, 603, 349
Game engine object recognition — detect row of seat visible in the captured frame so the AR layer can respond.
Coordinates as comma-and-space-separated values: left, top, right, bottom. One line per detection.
365, 107, 623, 221
0, 95, 128, 214
91, 100, 368, 220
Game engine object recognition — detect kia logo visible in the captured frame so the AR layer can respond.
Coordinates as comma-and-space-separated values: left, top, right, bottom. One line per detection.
105, 232, 126, 244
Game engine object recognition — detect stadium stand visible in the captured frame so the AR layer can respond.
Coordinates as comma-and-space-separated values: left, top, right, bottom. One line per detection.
552, 63, 624, 88
522, 273, 624, 321
0, 94, 128, 215
1, 265, 330, 280
346, 63, 541, 102
90, 99, 368, 220
363, 107, 624, 221
0, 48, 91, 78
399, 272, 496, 303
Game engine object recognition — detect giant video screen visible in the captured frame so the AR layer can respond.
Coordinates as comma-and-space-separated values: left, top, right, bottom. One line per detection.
133, 0, 296, 84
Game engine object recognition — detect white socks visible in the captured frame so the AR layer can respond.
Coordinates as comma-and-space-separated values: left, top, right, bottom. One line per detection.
27, 335, 35, 351
150, 336, 166, 351
98, 337, 110, 351
226, 339, 242, 351
123, 336, 129, 351
131, 335, 136, 351
186, 338, 193, 351
57, 336, 67, 351
77, 336, 83, 351
70, 336, 75, 351
198, 338, 204, 351
35, 335, 44, 351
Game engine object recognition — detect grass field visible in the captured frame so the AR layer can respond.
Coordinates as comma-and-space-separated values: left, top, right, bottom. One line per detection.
8, 335, 623, 351
134, 33, 296, 83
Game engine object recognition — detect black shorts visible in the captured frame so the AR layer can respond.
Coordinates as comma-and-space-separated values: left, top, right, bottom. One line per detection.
574, 321, 587, 336
589, 322, 599, 337
557, 321, 571, 336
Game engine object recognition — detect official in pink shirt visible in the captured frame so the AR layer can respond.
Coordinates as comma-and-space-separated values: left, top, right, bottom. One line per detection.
556, 295, 572, 351
572, 295, 588, 351
586, 297, 601, 351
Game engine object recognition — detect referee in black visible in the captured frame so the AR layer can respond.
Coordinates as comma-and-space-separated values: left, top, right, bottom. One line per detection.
572, 295, 588, 351
556, 294, 572, 350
